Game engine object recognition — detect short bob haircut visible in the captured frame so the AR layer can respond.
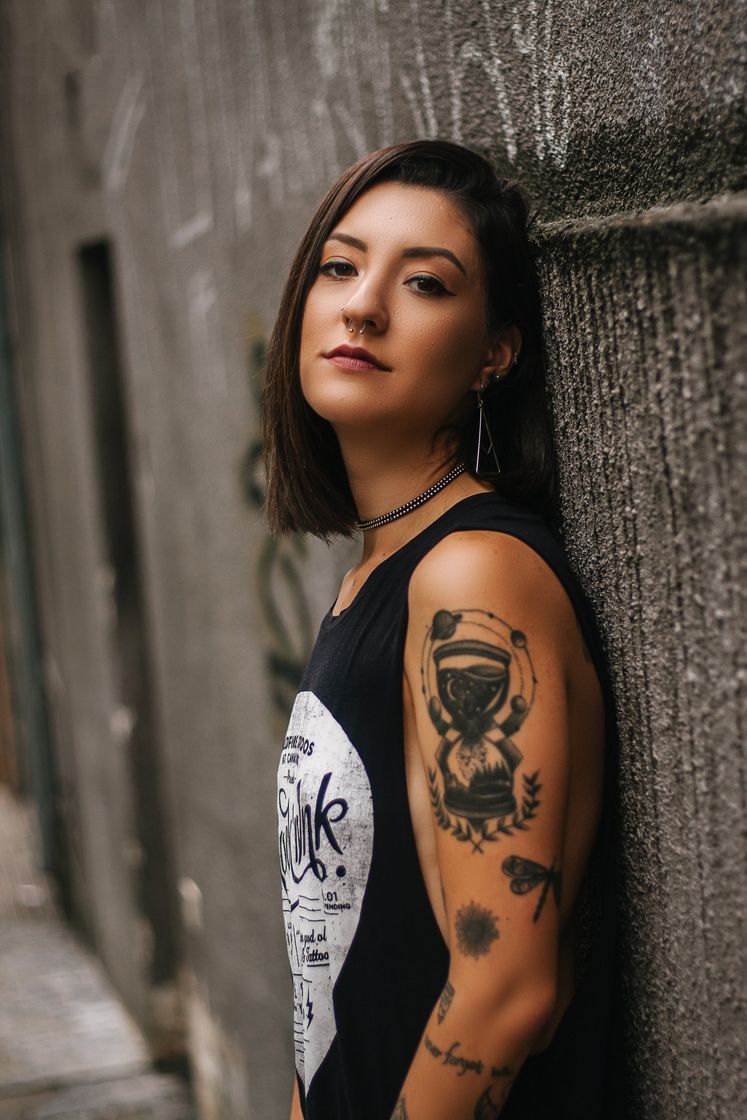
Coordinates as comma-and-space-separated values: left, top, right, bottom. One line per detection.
261, 138, 557, 540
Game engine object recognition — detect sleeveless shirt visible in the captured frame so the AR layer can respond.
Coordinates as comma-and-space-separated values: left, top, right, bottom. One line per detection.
276, 491, 619, 1120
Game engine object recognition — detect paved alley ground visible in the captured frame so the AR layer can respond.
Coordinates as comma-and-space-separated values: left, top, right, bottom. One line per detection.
0, 785, 196, 1120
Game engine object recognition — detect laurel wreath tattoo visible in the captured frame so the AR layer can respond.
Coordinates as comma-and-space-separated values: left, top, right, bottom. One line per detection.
428, 766, 541, 851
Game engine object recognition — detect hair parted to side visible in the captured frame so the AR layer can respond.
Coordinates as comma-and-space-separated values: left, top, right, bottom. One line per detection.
260, 138, 557, 541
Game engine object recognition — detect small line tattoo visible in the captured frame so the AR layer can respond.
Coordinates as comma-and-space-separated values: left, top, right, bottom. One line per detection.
390, 1095, 409, 1119
455, 901, 499, 959
437, 979, 455, 1024
474, 1080, 511, 1118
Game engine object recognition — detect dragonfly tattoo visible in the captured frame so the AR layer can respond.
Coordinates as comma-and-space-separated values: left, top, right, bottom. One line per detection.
501, 855, 562, 922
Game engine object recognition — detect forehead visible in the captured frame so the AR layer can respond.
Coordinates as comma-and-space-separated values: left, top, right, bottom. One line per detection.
328, 181, 481, 274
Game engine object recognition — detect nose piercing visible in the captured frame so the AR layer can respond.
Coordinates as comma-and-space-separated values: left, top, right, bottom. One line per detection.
341, 306, 367, 334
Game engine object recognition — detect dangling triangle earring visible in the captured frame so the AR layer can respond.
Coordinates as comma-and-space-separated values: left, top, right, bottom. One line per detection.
475, 383, 502, 474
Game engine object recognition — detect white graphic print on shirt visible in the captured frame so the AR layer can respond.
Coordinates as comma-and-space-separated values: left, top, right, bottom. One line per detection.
277, 690, 374, 1093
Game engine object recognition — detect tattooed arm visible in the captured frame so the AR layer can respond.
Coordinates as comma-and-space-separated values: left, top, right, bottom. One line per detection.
392, 531, 577, 1119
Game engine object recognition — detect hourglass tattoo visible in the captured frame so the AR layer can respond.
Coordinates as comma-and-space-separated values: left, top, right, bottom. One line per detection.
421, 609, 539, 853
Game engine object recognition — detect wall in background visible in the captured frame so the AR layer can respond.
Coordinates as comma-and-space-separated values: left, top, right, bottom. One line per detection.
1, 1, 744, 1117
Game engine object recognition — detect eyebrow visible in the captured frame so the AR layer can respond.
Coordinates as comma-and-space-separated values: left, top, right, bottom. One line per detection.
325, 231, 467, 277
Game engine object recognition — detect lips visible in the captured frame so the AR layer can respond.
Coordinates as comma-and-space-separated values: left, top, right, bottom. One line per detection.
324, 345, 391, 371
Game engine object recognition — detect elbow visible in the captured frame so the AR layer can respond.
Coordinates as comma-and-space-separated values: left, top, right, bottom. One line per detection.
494, 982, 558, 1053
510, 981, 558, 1044
457, 973, 558, 1050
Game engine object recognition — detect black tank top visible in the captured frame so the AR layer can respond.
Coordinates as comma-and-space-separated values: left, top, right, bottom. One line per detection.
276, 491, 619, 1119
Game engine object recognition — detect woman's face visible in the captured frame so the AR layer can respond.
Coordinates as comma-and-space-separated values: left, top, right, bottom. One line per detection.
299, 181, 507, 444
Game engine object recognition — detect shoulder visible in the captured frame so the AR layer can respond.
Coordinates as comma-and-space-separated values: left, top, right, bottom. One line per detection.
403, 529, 579, 705
408, 529, 573, 634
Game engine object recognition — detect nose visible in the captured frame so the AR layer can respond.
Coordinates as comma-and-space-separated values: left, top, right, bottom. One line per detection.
340, 279, 388, 334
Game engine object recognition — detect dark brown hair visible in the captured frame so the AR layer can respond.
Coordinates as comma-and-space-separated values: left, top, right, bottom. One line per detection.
260, 139, 557, 540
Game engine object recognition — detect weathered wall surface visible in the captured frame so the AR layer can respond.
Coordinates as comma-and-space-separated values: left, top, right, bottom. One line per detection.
538, 202, 746, 1117
1, 1, 744, 1118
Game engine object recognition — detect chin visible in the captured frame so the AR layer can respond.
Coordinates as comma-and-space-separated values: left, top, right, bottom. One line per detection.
306, 399, 377, 428
304, 390, 394, 432
302, 371, 379, 422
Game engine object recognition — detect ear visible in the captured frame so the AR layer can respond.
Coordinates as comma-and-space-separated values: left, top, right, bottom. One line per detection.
469, 324, 523, 391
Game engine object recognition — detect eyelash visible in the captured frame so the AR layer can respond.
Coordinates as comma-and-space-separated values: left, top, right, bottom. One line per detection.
319, 259, 449, 297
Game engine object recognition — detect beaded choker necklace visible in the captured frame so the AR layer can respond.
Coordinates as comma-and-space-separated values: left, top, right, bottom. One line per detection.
354, 462, 466, 531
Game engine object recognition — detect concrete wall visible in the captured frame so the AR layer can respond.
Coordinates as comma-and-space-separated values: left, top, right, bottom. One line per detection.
1, 1, 744, 1118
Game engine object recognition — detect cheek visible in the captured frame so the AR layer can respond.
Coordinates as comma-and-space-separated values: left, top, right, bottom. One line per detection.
411, 308, 484, 381
300, 289, 319, 336
300, 284, 343, 350
299, 291, 324, 365
298, 291, 341, 408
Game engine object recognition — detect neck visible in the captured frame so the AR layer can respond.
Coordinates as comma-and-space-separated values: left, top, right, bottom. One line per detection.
335, 428, 493, 560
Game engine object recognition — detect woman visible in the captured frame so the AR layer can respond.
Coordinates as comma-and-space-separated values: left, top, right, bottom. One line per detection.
265, 139, 618, 1120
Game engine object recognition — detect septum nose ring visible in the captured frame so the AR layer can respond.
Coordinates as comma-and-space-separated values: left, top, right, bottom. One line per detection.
341, 305, 367, 334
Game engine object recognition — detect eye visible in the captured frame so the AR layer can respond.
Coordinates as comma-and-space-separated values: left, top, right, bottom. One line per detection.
405, 274, 448, 297
319, 259, 355, 279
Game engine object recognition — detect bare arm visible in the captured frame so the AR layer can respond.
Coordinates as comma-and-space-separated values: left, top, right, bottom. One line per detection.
391, 532, 573, 1119
289, 1076, 303, 1120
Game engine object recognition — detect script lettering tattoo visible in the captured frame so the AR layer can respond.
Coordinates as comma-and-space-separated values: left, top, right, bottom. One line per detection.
490, 1064, 514, 1078
390, 1096, 409, 1120
436, 978, 455, 1024
424, 1034, 489, 1077
421, 609, 539, 853
455, 901, 499, 959
502, 854, 562, 922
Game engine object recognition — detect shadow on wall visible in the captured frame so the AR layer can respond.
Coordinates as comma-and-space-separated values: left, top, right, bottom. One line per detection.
240, 333, 315, 724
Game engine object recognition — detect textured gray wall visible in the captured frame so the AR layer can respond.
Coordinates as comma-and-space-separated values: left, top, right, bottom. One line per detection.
1, 1, 744, 1118
538, 202, 747, 1117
